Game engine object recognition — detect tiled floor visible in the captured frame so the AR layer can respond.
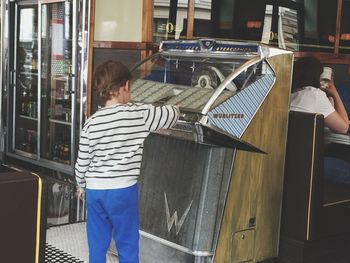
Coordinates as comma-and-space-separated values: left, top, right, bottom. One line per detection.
45, 222, 118, 263
45, 244, 84, 263
45, 222, 350, 263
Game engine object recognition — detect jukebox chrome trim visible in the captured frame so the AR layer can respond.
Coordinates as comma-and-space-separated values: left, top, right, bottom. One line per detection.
139, 230, 214, 257
158, 120, 264, 152
159, 39, 261, 59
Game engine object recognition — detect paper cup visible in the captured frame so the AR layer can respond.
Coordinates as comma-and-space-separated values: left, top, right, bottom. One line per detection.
320, 67, 333, 81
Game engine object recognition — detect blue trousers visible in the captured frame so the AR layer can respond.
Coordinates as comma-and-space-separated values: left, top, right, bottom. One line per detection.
86, 184, 139, 263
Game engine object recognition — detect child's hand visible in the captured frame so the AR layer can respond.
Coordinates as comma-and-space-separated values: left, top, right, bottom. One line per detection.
76, 188, 85, 201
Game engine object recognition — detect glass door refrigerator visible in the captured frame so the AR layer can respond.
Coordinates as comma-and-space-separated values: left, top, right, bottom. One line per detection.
12, 1, 39, 157
4, 0, 91, 175
40, 1, 75, 168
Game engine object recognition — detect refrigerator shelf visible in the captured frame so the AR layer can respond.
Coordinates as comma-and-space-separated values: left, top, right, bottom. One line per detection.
49, 118, 71, 126
19, 72, 39, 77
19, 114, 38, 121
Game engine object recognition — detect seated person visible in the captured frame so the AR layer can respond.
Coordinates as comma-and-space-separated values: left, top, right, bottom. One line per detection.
290, 56, 350, 184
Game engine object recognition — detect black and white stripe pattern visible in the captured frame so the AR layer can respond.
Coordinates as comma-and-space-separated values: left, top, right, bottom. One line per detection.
45, 244, 84, 263
75, 103, 179, 190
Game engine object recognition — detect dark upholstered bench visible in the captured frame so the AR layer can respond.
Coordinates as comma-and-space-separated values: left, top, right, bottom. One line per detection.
277, 111, 350, 263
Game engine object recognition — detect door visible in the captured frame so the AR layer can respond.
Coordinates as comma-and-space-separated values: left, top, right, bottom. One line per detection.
39, 0, 76, 167
8, 0, 77, 173
10, 1, 39, 157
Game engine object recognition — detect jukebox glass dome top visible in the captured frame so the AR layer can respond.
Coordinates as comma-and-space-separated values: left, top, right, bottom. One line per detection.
130, 40, 283, 150
131, 39, 275, 115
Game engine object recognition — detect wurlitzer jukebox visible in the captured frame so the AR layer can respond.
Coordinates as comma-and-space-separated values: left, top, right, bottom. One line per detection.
131, 40, 293, 262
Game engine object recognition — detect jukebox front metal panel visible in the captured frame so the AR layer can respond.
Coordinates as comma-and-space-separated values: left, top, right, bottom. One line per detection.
133, 39, 293, 262
140, 135, 234, 255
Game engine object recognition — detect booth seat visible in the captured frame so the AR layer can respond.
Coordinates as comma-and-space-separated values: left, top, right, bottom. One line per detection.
277, 111, 350, 263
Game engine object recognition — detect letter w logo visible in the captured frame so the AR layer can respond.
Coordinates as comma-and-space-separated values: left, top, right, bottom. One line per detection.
164, 192, 193, 235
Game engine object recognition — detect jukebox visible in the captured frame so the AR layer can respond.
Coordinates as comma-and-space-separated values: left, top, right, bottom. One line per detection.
131, 40, 293, 262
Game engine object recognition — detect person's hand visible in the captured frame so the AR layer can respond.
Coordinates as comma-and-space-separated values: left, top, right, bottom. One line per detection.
321, 80, 338, 98
76, 188, 85, 201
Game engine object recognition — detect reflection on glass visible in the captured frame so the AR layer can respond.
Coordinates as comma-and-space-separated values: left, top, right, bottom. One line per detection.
193, 0, 212, 38
316, 0, 336, 53
153, 0, 188, 42
340, 0, 350, 53
41, 1, 72, 165
152, 1, 350, 54
15, 6, 38, 155
277, 7, 299, 51
261, 5, 273, 45
261, 5, 300, 51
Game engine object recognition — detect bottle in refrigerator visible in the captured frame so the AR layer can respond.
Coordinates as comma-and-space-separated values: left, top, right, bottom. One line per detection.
63, 144, 70, 164
64, 49, 71, 75
32, 46, 38, 73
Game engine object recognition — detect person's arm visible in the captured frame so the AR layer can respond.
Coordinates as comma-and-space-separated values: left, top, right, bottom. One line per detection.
145, 104, 180, 132
322, 82, 349, 134
75, 126, 91, 197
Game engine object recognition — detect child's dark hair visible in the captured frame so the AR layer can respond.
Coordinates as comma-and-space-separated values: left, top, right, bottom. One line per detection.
93, 60, 132, 102
291, 56, 323, 92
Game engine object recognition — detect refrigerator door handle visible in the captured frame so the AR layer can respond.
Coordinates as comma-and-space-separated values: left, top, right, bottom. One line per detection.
67, 74, 75, 94
10, 70, 16, 86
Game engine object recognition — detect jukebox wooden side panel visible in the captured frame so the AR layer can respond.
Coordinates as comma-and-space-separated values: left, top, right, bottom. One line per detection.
214, 53, 293, 262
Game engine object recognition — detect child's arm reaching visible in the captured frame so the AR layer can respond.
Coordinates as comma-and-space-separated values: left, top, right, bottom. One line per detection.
145, 104, 180, 132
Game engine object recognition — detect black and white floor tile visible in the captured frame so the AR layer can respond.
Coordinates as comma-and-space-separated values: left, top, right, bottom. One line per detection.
45, 244, 84, 263
46, 222, 118, 263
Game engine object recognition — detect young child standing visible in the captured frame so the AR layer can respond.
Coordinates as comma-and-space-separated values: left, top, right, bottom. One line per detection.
75, 60, 179, 263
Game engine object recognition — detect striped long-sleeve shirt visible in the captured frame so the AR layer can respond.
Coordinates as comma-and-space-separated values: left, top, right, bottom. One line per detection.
75, 103, 179, 190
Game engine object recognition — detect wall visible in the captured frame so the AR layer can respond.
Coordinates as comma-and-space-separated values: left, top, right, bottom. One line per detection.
94, 0, 142, 42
